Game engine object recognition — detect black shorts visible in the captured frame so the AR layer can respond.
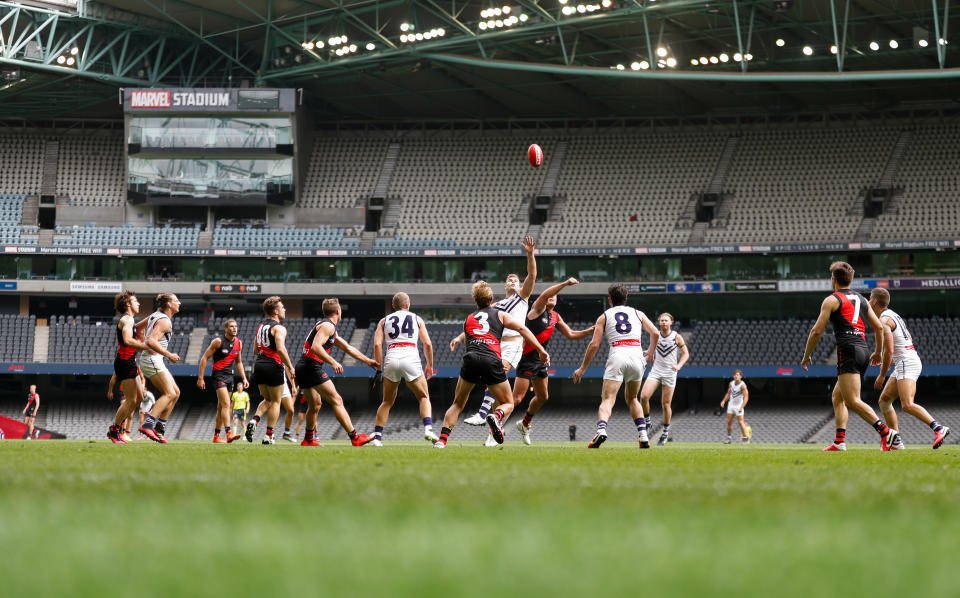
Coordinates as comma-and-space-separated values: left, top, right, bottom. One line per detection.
24, 407, 35, 418
295, 358, 329, 389
232, 409, 246, 420
460, 352, 508, 386
253, 359, 285, 387
212, 369, 235, 389
836, 343, 870, 378
516, 353, 548, 380
113, 356, 140, 381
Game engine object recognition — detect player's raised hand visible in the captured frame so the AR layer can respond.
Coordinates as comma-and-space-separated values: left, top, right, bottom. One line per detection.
565, 277, 579, 286
521, 236, 536, 253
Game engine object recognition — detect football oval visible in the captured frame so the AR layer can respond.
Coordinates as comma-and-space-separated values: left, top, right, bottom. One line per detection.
528, 144, 543, 168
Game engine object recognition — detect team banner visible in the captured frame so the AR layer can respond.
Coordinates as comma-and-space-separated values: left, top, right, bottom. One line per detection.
0, 415, 66, 440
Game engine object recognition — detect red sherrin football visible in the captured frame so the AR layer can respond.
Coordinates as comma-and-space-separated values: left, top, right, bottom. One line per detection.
528, 144, 543, 168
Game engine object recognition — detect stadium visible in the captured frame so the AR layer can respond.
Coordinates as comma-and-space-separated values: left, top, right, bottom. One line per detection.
1, 0, 958, 595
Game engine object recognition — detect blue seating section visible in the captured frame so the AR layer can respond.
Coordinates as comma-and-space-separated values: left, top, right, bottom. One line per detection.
211, 226, 360, 249
0, 194, 38, 246
53, 224, 201, 247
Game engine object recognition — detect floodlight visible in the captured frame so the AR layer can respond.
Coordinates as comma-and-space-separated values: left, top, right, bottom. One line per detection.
802, 45, 813, 55
775, 38, 785, 47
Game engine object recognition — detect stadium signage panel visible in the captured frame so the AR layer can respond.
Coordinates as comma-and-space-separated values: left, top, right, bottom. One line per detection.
124, 88, 295, 113
0, 281, 16, 290
209, 284, 262, 293
69, 282, 123, 293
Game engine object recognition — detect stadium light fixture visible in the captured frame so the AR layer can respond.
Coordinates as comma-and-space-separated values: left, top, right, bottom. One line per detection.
744, 53, 753, 61
733, 52, 742, 62
939, 38, 948, 45
503, 5, 511, 14
830, 44, 838, 54
400, 23, 411, 32
656, 47, 667, 58
519, 14, 528, 21
366, 43, 375, 51
775, 38, 785, 47
616, 63, 625, 70
802, 45, 813, 55
559, 0, 568, 4
70, 47, 79, 55
869, 41, 879, 51
690, 58, 699, 66
918, 39, 929, 48
640, 60, 649, 69
630, 61, 641, 70
602, 0, 612, 7
889, 40, 898, 49
66, 57, 75, 66
56, 55, 66, 64
699, 56, 708, 65
709, 56, 718, 64
479, 22, 487, 30
719, 53, 729, 63
666, 57, 677, 68
577, 4, 586, 13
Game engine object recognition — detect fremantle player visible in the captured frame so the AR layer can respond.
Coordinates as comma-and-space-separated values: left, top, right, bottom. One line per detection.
295, 298, 378, 447
869, 288, 950, 449
138, 293, 182, 444
247, 296, 296, 445
501, 278, 593, 446
573, 283, 659, 449
802, 262, 899, 451
197, 319, 248, 444
433, 281, 550, 448
640, 313, 690, 446
719, 370, 750, 443
371, 292, 438, 446
455, 236, 537, 432
107, 290, 151, 444
22, 384, 39, 440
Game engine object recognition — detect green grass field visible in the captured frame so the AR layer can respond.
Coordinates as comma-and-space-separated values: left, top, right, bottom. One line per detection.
2, 439, 958, 598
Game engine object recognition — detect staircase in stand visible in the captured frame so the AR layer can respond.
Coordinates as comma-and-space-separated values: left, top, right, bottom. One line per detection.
372, 142, 401, 199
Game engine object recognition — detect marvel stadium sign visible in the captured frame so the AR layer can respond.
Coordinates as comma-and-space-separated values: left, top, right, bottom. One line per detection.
129, 90, 230, 108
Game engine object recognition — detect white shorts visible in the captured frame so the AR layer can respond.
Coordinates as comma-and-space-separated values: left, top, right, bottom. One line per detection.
603, 351, 646, 383
282, 373, 292, 399
500, 340, 524, 370
647, 369, 677, 388
139, 353, 168, 379
384, 351, 424, 383
140, 391, 156, 414
727, 400, 744, 416
893, 353, 922, 381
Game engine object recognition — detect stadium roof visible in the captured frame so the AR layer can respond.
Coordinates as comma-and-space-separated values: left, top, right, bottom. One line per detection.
0, 0, 958, 121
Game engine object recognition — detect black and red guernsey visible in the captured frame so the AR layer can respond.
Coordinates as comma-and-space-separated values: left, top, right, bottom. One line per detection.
522, 310, 558, 356
829, 290, 869, 348
464, 307, 505, 359
302, 318, 336, 363
26, 392, 37, 409
213, 335, 241, 373
255, 318, 282, 365
116, 317, 137, 361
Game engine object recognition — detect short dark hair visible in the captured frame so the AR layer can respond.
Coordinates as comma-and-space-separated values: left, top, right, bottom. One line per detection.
870, 288, 891, 308
733, 369, 742, 376
322, 298, 340, 317
262, 296, 282, 316
830, 261, 854, 287
155, 293, 177, 311
114, 290, 136, 314
608, 283, 628, 306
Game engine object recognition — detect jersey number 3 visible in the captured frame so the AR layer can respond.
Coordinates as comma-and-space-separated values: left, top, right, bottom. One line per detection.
472, 312, 490, 336
388, 315, 414, 339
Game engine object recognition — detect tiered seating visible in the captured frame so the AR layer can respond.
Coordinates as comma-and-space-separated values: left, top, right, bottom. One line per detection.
705, 125, 899, 244
298, 136, 387, 209
687, 319, 835, 367
390, 135, 551, 246
0, 135, 44, 193
57, 135, 125, 207
46, 315, 190, 363
874, 122, 960, 240
211, 226, 358, 249
544, 131, 725, 246
200, 316, 356, 369
0, 194, 38, 245
0, 315, 36, 362
52, 224, 200, 247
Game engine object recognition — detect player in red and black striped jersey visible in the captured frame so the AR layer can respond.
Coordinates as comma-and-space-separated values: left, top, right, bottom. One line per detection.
247, 296, 296, 444
197, 319, 248, 444
296, 298, 380, 447
802, 261, 899, 451
500, 278, 592, 445
433, 281, 550, 448
22, 384, 40, 439
107, 290, 151, 444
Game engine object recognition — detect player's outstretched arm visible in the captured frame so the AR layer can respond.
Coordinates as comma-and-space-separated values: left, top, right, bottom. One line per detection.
450, 332, 465, 352
556, 314, 593, 340
640, 316, 660, 363
501, 312, 549, 366
197, 338, 220, 389
519, 236, 537, 300
335, 334, 378, 369
573, 314, 606, 383
529, 277, 578, 318
418, 317, 434, 380
373, 318, 386, 372
801, 296, 836, 370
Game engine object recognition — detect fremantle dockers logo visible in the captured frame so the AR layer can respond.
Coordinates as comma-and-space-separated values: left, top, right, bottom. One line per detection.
656, 343, 677, 358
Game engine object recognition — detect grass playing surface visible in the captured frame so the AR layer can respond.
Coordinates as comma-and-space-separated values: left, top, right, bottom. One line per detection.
2, 439, 958, 598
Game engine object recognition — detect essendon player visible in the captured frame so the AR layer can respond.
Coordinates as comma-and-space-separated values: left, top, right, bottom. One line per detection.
371, 292, 438, 445
248, 296, 296, 445
295, 298, 379, 447
869, 288, 950, 449
433, 281, 550, 448
801, 262, 898, 451
573, 283, 660, 449
495, 278, 593, 446
22, 384, 40, 440
197, 319, 248, 444
107, 290, 151, 443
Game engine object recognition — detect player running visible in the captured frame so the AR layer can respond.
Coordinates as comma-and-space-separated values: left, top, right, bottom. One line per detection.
22, 384, 39, 440
138, 293, 182, 444
501, 278, 593, 446
639, 313, 690, 446
197, 319, 249, 444
107, 290, 151, 444
802, 261, 899, 451
433, 281, 550, 448
573, 283, 659, 449
719, 370, 751, 444
371, 292, 438, 446
246, 296, 296, 445
455, 236, 537, 439
296, 298, 379, 447
869, 288, 950, 449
